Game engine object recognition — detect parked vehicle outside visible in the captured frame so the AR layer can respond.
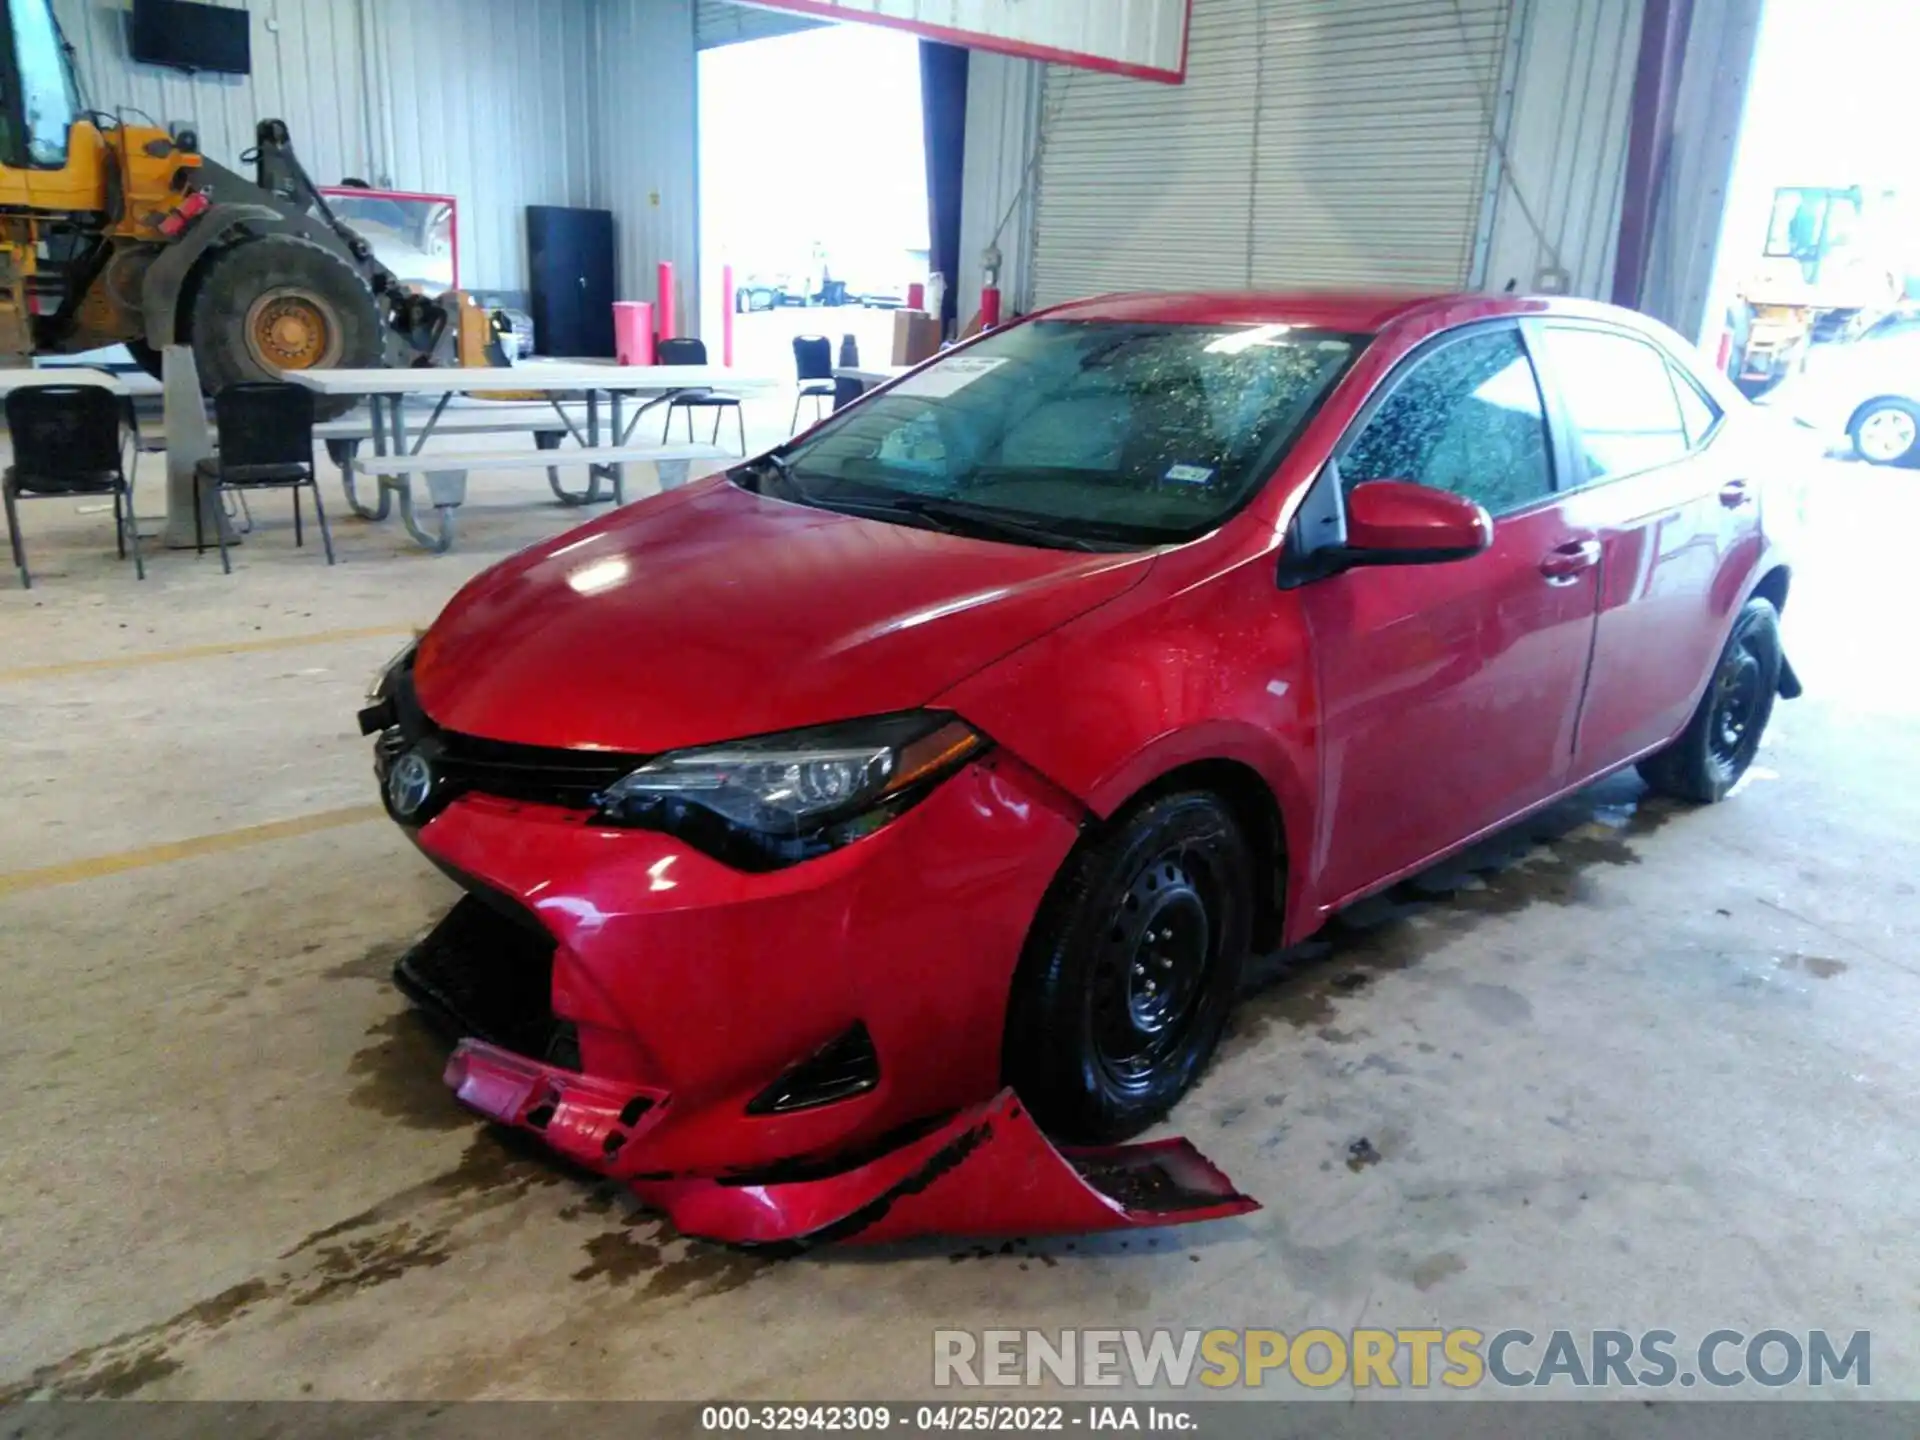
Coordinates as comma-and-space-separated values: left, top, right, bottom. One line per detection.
1768, 312, 1920, 465
360, 290, 1799, 1247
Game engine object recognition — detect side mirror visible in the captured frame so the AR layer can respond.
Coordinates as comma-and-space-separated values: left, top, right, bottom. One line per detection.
1343, 479, 1492, 564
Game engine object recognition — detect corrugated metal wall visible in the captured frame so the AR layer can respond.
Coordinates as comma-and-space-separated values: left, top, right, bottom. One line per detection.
1480, 0, 1645, 299
55, 0, 369, 179
955, 50, 1042, 318
369, 0, 599, 291
593, 0, 699, 318
55, 0, 602, 290
1641, 0, 1762, 341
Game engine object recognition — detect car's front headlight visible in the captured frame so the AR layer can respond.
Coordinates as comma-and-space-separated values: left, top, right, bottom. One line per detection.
595, 711, 985, 866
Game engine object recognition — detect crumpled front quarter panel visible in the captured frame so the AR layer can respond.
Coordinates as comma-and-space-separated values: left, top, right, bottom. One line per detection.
941, 533, 1322, 934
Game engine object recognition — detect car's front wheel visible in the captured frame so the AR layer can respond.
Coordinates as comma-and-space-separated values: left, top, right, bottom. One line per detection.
1638, 598, 1783, 803
1003, 791, 1254, 1144
1849, 398, 1920, 467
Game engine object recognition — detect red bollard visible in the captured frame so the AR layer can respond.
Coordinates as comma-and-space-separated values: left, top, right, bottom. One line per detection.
657, 261, 676, 340
722, 263, 734, 367
613, 302, 653, 365
980, 286, 1001, 330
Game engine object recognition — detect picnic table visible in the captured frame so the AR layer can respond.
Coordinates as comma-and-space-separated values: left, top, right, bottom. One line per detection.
281, 363, 774, 551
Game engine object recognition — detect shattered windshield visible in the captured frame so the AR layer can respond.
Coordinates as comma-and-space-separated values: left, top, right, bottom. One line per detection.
753, 319, 1362, 550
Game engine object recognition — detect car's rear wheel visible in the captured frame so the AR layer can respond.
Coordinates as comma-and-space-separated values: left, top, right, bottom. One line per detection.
1003, 791, 1253, 1143
1849, 398, 1920, 467
1638, 599, 1783, 804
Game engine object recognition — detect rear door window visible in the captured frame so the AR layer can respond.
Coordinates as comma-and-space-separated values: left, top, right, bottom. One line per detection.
1669, 366, 1721, 448
1537, 327, 1690, 480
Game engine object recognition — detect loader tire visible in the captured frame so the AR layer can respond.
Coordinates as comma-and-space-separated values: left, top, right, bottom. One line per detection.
187, 235, 384, 418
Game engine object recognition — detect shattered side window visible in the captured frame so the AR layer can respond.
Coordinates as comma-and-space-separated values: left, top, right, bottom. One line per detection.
1341, 327, 1554, 515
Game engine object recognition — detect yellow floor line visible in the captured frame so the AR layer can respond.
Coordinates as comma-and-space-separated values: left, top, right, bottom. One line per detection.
0, 805, 386, 899
0, 624, 416, 684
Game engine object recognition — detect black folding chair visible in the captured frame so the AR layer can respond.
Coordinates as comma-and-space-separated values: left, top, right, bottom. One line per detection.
195, 382, 334, 574
791, 334, 834, 433
658, 338, 746, 454
3, 384, 144, 590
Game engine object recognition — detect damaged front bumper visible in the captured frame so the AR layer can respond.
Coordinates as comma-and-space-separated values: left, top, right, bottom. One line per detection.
445, 1036, 1257, 1250
387, 759, 1258, 1250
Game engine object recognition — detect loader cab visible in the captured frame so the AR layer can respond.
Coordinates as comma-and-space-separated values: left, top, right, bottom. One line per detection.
0, 0, 80, 171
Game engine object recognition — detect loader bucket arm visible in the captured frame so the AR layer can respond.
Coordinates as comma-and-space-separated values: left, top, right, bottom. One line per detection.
142, 119, 450, 364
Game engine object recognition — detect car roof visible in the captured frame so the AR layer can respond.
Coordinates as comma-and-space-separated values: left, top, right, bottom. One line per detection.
1034, 289, 1503, 332
1030, 289, 1691, 337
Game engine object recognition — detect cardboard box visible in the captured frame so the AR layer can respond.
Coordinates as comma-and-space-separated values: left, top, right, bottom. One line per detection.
891, 309, 943, 367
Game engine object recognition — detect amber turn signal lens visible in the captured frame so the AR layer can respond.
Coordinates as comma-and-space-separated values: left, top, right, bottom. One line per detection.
883, 720, 984, 796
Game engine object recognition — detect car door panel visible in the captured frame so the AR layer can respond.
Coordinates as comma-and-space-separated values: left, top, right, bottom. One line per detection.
1304, 500, 1600, 906
1530, 325, 1757, 779
1560, 462, 1728, 773
1300, 323, 1601, 908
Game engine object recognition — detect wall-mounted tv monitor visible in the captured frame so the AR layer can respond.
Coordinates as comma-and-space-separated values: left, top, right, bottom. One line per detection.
129, 0, 251, 76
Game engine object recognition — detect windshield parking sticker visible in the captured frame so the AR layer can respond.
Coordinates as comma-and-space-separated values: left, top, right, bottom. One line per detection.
893, 355, 1010, 398
1163, 464, 1216, 485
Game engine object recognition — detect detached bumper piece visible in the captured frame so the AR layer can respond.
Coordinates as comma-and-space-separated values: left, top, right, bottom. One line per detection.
446, 1038, 668, 1170
632, 1088, 1258, 1252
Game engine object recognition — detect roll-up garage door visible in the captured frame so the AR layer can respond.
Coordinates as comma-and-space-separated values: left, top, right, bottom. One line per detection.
1029, 0, 1516, 306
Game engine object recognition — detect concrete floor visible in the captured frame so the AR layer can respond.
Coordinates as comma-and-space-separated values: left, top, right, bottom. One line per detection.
1, 396, 1915, 1406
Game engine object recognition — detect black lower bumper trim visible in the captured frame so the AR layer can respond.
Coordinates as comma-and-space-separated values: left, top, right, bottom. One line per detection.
393, 895, 579, 1069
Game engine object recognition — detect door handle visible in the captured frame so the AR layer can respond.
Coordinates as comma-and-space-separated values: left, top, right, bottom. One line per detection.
1719, 478, 1752, 508
1539, 539, 1601, 585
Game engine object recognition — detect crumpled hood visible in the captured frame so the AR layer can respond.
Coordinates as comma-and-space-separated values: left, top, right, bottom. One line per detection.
413, 478, 1153, 752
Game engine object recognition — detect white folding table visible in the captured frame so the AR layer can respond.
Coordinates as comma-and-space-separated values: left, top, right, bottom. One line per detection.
280, 364, 773, 551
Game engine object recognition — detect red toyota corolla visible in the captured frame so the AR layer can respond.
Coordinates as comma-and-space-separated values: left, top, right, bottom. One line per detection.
361, 291, 1797, 1248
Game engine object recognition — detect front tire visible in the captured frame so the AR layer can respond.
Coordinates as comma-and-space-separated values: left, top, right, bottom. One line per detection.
1849, 398, 1920, 467
1638, 599, 1783, 803
1003, 791, 1254, 1143
187, 235, 385, 418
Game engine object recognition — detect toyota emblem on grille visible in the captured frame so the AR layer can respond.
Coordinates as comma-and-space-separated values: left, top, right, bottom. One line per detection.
387, 749, 436, 820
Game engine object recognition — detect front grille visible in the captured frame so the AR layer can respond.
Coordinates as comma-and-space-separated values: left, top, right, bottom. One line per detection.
394, 892, 578, 1067
385, 664, 645, 812
431, 730, 639, 809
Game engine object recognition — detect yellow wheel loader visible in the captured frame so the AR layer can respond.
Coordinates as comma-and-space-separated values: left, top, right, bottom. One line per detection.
1, 0, 449, 415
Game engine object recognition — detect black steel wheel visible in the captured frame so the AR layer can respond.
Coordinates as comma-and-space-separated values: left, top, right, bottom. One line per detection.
1004, 790, 1254, 1143
1639, 598, 1783, 803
